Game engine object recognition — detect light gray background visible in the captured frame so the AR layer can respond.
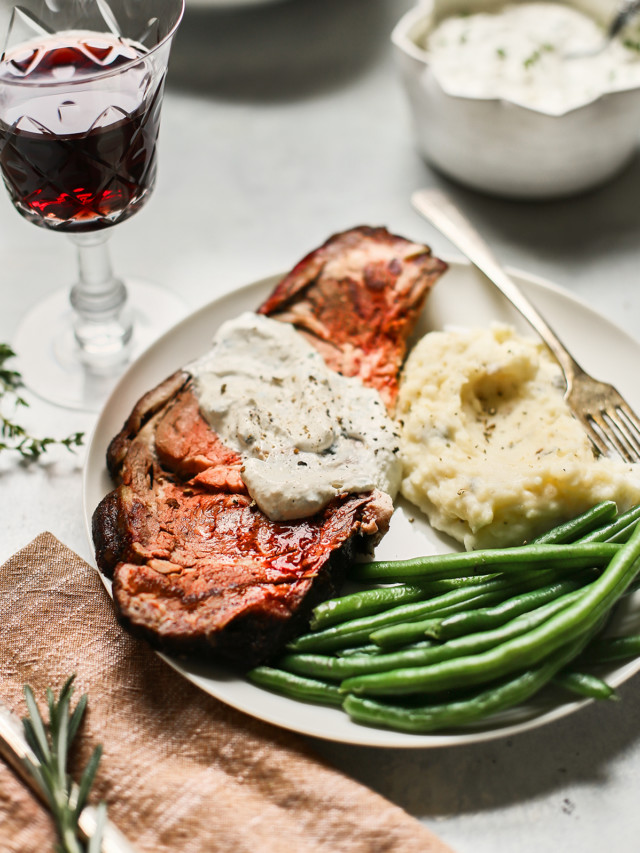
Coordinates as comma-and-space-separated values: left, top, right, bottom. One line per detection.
1, 1, 639, 850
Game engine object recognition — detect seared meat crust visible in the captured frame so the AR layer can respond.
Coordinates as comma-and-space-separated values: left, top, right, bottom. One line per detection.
260, 225, 447, 408
93, 227, 447, 667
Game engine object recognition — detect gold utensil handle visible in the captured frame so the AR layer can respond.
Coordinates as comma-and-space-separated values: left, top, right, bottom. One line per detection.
0, 701, 138, 853
411, 188, 583, 389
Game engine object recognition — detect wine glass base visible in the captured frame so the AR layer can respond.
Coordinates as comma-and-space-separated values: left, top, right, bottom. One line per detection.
13, 282, 186, 412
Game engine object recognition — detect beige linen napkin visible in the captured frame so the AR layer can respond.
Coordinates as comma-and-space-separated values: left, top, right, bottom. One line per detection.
0, 533, 454, 853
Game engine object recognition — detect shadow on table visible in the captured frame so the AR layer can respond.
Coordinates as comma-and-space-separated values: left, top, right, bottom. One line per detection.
422, 151, 640, 268
167, 0, 403, 102
311, 673, 640, 819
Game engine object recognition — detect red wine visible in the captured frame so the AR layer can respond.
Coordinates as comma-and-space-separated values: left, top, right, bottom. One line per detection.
0, 32, 164, 232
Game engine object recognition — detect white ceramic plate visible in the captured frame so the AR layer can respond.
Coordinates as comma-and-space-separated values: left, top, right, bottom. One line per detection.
188, 0, 286, 8
83, 260, 640, 747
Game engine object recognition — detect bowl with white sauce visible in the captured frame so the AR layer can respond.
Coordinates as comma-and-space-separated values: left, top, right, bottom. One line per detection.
392, 0, 640, 198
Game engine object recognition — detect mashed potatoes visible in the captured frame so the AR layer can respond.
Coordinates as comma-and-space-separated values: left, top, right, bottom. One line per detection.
398, 324, 640, 550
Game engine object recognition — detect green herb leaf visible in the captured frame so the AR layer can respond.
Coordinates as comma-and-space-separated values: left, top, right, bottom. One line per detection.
21, 676, 107, 853
0, 345, 84, 460
23, 685, 51, 763
75, 745, 103, 819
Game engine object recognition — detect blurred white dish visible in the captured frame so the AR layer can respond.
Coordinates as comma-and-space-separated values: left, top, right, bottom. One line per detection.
83, 260, 640, 747
392, 0, 640, 198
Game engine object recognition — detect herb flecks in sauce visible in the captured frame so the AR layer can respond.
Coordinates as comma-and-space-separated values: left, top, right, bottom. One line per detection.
189, 313, 402, 521
425, 2, 640, 114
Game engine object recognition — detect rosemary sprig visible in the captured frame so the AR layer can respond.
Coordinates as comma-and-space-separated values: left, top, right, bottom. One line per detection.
0, 343, 84, 460
22, 675, 106, 853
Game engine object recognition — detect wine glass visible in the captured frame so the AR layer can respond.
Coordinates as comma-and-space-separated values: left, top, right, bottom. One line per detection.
0, 0, 184, 410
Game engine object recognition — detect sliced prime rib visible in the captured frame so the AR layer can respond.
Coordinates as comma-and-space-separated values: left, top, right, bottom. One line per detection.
92, 226, 447, 667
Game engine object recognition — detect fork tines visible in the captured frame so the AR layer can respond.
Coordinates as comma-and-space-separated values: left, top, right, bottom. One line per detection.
580, 400, 640, 463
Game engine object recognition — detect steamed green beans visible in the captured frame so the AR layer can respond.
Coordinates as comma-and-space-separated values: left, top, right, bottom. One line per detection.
531, 501, 617, 544
425, 577, 589, 641
248, 666, 343, 707
288, 589, 507, 653
279, 587, 585, 681
349, 542, 620, 583
288, 575, 536, 653
578, 503, 640, 544
581, 632, 640, 664
247, 505, 640, 735
310, 575, 498, 630
369, 585, 586, 651
552, 671, 617, 701
341, 524, 640, 697
343, 633, 591, 734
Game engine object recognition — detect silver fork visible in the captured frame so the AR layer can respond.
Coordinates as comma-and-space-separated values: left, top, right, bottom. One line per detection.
411, 188, 640, 463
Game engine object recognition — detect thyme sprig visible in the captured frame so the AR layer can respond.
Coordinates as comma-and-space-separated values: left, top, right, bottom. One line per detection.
22, 675, 106, 853
0, 343, 84, 460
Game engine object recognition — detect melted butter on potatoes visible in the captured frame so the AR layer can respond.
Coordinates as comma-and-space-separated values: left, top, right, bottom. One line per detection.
397, 324, 640, 550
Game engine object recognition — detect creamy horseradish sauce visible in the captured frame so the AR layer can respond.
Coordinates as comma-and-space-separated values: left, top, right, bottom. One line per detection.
189, 312, 402, 521
425, 2, 640, 114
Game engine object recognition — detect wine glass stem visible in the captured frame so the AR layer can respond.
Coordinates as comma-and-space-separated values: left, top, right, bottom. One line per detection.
69, 231, 133, 370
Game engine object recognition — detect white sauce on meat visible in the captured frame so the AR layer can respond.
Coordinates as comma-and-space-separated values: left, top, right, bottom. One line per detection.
425, 2, 640, 114
188, 312, 402, 521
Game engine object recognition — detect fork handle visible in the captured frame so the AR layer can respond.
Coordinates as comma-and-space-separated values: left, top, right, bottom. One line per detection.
0, 701, 138, 853
609, 0, 640, 40
411, 188, 582, 389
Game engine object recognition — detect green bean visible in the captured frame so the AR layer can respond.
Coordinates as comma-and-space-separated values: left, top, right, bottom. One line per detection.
313, 565, 587, 634
279, 648, 445, 681
580, 633, 640, 664
605, 521, 640, 544
349, 542, 620, 583
247, 666, 343, 707
337, 640, 434, 657
343, 633, 589, 733
293, 565, 597, 655
289, 574, 537, 654
425, 576, 590, 641
312, 559, 592, 632
288, 589, 509, 653
280, 586, 584, 682
552, 671, 617, 701
578, 503, 640, 543
337, 644, 385, 657
341, 522, 640, 697
370, 585, 586, 650
310, 575, 498, 630
310, 584, 430, 631
531, 501, 618, 544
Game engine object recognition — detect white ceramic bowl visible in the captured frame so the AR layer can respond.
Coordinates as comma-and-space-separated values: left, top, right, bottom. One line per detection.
391, 0, 640, 199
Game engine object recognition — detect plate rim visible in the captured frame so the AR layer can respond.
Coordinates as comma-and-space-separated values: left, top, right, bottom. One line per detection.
82, 258, 640, 748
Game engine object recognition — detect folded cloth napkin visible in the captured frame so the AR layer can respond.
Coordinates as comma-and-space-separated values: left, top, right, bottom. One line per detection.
0, 534, 454, 853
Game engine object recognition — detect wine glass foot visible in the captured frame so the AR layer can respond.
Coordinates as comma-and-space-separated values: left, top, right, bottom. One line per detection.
13, 281, 186, 412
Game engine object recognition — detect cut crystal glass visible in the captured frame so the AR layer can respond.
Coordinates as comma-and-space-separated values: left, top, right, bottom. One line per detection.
0, 0, 184, 409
